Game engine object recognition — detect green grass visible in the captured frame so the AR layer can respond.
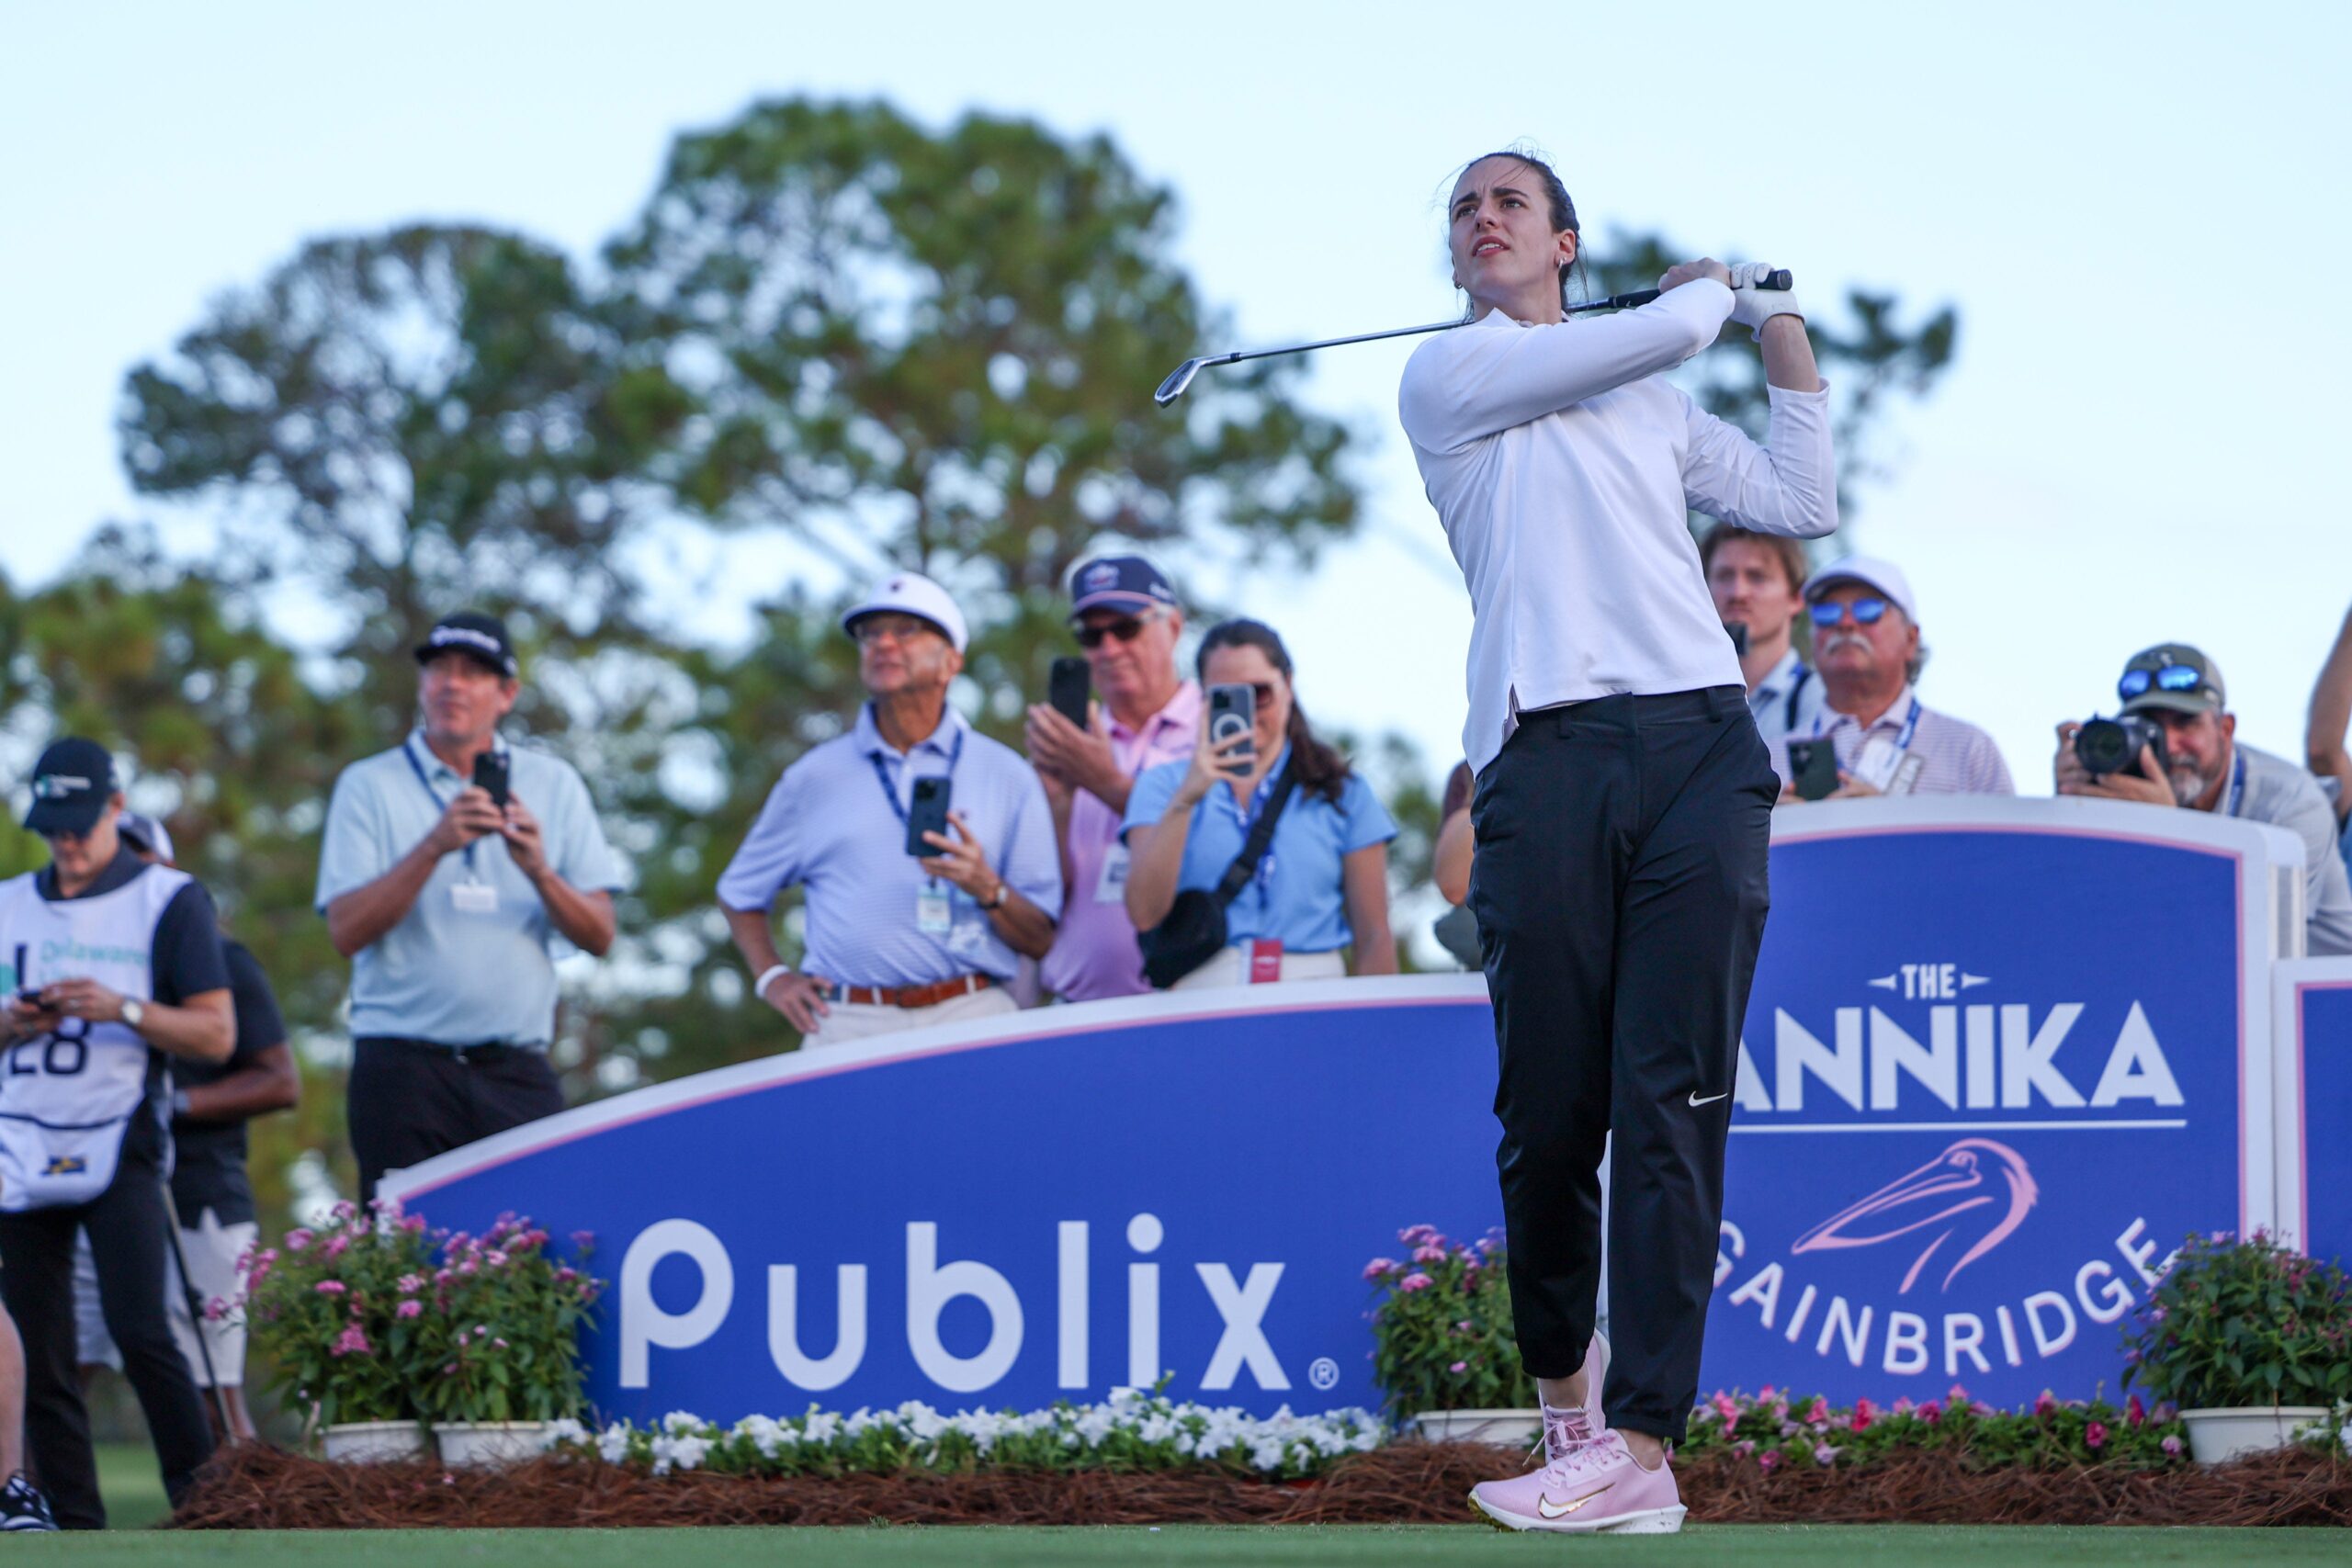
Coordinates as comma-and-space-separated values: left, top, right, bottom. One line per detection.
27, 1527, 2352, 1564
95, 1441, 170, 1531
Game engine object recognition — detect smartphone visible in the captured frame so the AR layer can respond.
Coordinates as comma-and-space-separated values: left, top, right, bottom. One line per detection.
10, 943, 37, 1008
1207, 683, 1257, 767
471, 750, 511, 809
1724, 620, 1750, 658
1787, 739, 1839, 803
1048, 656, 1091, 729
905, 774, 953, 857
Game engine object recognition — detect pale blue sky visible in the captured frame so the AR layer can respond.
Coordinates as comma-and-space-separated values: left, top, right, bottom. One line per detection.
4, 1, 2347, 792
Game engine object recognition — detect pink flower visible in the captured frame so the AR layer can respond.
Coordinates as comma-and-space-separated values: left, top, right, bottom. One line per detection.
1398, 1224, 1438, 1247
204, 1296, 231, 1322
1713, 1393, 1741, 1424
486, 1250, 509, 1268
570, 1229, 595, 1250
492, 1337, 508, 1349
2161, 1435, 2183, 1457
1449, 1360, 1469, 1374
2126, 1394, 2146, 1427
2086, 1421, 2109, 1450
1813, 1443, 1838, 1467
1732, 1440, 1755, 1458
397, 1274, 424, 1294
330, 1326, 371, 1358
1758, 1450, 1781, 1472
1412, 1245, 1447, 1265
1363, 1258, 1398, 1280
1455, 1320, 1474, 1333
323, 1234, 350, 1259
1803, 1397, 1829, 1425
1947, 1382, 1970, 1404
1853, 1397, 1878, 1424
397, 1301, 424, 1319
1893, 1396, 1915, 1415
315, 1280, 346, 1296
1399, 1272, 1434, 1293
1918, 1401, 1942, 1425
2034, 1390, 2057, 1417
285, 1229, 313, 1252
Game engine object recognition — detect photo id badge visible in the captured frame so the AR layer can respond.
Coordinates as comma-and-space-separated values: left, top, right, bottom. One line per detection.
917, 884, 953, 934
451, 881, 499, 915
1093, 844, 1132, 904
1853, 736, 1903, 794
1248, 938, 1283, 986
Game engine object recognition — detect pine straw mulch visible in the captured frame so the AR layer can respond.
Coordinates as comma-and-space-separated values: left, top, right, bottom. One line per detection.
172, 1438, 2352, 1530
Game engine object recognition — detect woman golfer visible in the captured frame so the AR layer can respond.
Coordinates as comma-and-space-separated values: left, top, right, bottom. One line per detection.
1399, 148, 1836, 1534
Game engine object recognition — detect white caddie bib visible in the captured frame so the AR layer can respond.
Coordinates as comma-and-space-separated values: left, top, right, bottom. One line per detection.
0, 864, 187, 1210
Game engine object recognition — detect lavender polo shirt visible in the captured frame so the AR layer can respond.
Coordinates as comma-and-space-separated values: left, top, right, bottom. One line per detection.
1042, 682, 1202, 1001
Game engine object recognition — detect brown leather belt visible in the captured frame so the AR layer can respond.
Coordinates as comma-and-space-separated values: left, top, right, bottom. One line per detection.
820, 974, 994, 1010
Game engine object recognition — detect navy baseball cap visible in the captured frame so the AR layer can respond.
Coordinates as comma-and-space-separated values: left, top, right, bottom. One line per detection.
414, 611, 519, 677
24, 738, 119, 837
1069, 555, 1178, 619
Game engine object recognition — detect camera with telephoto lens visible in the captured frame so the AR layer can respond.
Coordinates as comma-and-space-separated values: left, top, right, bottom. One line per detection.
2074, 713, 2169, 779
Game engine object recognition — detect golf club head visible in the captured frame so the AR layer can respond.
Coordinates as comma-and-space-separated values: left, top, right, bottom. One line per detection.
1154, 357, 1210, 408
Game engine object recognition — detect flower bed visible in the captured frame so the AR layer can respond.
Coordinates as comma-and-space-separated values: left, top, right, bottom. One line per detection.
1683, 1384, 2193, 1472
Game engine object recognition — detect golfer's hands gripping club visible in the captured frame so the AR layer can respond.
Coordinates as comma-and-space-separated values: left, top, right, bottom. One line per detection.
1657, 257, 1732, 294
1727, 261, 1804, 341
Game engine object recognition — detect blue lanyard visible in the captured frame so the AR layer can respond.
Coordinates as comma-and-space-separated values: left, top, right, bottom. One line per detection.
2224, 750, 2247, 818
866, 721, 965, 827
1812, 696, 1920, 752
404, 739, 490, 873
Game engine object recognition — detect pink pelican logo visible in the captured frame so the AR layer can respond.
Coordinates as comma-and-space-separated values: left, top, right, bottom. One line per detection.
1791, 1139, 2038, 1294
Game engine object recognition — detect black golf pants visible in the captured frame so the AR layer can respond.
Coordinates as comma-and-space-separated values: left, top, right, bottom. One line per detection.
1468, 687, 1776, 1442
349, 1038, 565, 1207
0, 1148, 217, 1529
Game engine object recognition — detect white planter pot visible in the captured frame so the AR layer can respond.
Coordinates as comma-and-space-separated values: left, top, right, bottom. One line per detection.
1408, 1409, 1542, 1448
434, 1421, 549, 1467
2178, 1405, 2329, 1463
321, 1420, 430, 1463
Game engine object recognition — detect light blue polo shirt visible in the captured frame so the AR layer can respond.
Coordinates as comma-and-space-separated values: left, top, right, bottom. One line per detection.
314, 733, 624, 1047
1122, 744, 1396, 953
716, 705, 1063, 987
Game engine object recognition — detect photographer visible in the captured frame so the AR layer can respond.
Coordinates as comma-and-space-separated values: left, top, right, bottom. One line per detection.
316, 612, 623, 1204
1774, 557, 2013, 799
2058, 643, 2352, 955
1122, 620, 1396, 989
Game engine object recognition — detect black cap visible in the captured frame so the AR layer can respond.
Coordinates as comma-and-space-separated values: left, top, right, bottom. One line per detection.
24, 738, 118, 837
413, 612, 518, 678
1069, 555, 1178, 619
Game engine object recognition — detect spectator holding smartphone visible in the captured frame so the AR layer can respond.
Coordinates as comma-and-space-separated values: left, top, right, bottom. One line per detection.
1122, 620, 1397, 989
721, 573, 1061, 1046
1773, 557, 2013, 800
315, 612, 623, 1204
1024, 556, 1201, 1002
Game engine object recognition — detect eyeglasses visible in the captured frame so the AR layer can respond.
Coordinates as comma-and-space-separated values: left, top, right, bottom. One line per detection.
1235, 682, 1281, 710
852, 615, 941, 648
2118, 664, 2205, 701
1807, 596, 1891, 629
1073, 611, 1163, 650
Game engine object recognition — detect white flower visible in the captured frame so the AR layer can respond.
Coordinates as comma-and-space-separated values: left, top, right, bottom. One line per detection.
596, 1424, 632, 1464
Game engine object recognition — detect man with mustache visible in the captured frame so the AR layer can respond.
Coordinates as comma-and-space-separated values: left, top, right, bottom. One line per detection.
1775, 556, 2013, 799
2058, 644, 2352, 955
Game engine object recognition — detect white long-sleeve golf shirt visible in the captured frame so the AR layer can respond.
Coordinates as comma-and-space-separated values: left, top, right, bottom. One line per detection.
1398, 279, 1839, 772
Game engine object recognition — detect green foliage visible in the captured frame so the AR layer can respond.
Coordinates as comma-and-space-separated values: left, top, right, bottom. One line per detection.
410, 1215, 604, 1424
2120, 1231, 2352, 1409
242, 1203, 440, 1426
1363, 1224, 1532, 1416
1681, 1386, 2188, 1472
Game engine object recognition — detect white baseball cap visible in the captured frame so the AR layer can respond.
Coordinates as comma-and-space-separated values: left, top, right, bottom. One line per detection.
840, 570, 969, 653
1804, 554, 1918, 624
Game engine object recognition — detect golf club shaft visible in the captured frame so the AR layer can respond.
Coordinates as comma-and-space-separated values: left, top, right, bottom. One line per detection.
159, 1178, 232, 1435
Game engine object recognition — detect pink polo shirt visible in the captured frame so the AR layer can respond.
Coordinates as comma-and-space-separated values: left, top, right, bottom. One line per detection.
1042, 682, 1202, 1001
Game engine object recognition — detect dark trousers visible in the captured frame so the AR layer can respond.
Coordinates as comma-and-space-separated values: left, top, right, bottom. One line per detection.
349, 1038, 565, 1207
0, 1151, 216, 1529
1468, 687, 1776, 1442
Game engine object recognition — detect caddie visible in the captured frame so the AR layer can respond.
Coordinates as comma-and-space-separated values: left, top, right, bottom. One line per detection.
0, 739, 227, 1528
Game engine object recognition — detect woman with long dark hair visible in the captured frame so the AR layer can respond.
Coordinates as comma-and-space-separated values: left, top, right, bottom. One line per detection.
1399, 148, 1837, 1533
1122, 619, 1396, 987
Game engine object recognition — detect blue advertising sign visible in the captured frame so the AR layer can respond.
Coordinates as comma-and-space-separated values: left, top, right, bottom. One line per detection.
1705, 799, 2290, 1406
384, 982, 1509, 1424
2278, 960, 2352, 1268
386, 799, 2302, 1420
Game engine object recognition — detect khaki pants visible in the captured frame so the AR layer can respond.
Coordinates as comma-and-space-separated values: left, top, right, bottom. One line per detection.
1170, 947, 1348, 991
804, 984, 1017, 1047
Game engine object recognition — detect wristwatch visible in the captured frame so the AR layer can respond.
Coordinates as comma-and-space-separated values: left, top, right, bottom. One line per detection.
980, 882, 1008, 912
120, 998, 145, 1032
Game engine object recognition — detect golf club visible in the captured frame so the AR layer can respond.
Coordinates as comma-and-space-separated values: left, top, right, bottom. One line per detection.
160, 1179, 232, 1437
1153, 269, 1793, 407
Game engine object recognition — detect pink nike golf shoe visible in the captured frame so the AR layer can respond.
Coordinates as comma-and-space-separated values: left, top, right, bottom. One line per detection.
1536, 1328, 1610, 1460
1469, 1428, 1686, 1535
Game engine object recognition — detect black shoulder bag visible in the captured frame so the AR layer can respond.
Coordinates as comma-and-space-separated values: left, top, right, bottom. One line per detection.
1136, 765, 1298, 990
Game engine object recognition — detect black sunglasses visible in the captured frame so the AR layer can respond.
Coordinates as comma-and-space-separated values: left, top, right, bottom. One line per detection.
1074, 612, 1161, 650
2118, 664, 2204, 702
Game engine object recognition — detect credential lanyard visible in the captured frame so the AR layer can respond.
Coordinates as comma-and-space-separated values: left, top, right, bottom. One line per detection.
2224, 751, 2247, 818
869, 726, 966, 879
404, 739, 483, 874
1813, 695, 1921, 753
1223, 766, 1285, 894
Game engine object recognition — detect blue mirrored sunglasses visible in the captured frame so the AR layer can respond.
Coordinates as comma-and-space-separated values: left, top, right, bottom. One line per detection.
1807, 597, 1890, 629
2118, 664, 2204, 701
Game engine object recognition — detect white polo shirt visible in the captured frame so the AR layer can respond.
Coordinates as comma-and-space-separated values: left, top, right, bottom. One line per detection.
1398, 279, 1839, 772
